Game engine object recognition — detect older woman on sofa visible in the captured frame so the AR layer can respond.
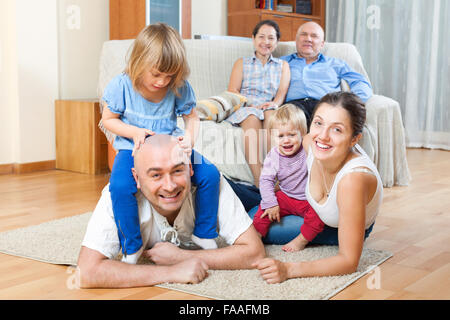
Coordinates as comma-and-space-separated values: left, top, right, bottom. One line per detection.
226, 20, 290, 188
251, 91, 383, 282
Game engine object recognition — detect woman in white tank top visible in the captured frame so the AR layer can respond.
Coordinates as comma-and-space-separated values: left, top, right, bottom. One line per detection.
253, 92, 383, 283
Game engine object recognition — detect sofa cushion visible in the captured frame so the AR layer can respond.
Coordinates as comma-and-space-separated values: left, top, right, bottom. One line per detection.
195, 91, 247, 122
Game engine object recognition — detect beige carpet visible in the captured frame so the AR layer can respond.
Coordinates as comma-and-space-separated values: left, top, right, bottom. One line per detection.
0, 212, 392, 300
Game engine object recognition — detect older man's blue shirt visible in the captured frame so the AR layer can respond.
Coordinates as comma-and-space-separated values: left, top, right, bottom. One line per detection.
281, 53, 373, 102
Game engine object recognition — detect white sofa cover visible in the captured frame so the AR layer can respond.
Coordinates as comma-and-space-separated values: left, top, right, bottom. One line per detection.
97, 39, 411, 187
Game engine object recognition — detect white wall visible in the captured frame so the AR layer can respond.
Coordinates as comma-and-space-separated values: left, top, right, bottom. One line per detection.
0, 0, 19, 165
0, 0, 59, 164
14, 0, 59, 163
192, 0, 227, 37
58, 0, 109, 99
0, 0, 223, 165
0, 0, 109, 165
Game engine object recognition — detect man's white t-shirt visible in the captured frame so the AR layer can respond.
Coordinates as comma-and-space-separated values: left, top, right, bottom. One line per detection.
82, 176, 253, 259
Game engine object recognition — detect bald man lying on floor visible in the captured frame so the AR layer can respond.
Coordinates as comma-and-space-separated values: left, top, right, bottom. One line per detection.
76, 134, 265, 288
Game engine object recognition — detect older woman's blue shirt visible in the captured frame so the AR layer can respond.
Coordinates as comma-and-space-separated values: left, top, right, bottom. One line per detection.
102, 73, 195, 151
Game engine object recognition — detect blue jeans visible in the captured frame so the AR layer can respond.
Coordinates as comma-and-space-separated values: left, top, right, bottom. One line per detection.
110, 149, 220, 255
225, 178, 261, 212
247, 206, 374, 245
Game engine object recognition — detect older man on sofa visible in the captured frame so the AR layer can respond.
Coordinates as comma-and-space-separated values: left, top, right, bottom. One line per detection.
282, 22, 373, 126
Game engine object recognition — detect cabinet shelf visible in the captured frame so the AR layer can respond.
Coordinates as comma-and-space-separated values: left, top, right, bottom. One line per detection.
228, 0, 326, 41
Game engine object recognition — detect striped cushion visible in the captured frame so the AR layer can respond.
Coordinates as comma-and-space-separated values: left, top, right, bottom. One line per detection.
195, 91, 247, 122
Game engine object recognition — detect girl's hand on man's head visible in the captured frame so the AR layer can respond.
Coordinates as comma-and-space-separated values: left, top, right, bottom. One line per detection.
132, 128, 155, 156
177, 136, 192, 157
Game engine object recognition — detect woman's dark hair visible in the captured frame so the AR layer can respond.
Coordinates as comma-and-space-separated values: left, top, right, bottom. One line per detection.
313, 91, 366, 137
252, 20, 281, 40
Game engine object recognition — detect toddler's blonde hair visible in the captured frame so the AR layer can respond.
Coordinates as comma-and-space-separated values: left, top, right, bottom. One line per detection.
126, 23, 189, 95
268, 104, 308, 136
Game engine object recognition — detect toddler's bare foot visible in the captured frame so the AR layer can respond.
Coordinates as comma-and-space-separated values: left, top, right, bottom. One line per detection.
282, 235, 308, 252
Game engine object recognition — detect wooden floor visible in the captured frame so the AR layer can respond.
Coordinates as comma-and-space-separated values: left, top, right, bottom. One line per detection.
0, 148, 449, 300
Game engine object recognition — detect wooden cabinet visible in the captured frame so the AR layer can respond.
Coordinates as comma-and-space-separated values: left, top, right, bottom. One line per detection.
55, 100, 108, 174
109, 0, 192, 40
228, 0, 326, 41
109, 0, 147, 40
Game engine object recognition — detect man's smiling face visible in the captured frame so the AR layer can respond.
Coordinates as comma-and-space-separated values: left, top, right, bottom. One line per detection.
132, 135, 193, 220
295, 22, 325, 62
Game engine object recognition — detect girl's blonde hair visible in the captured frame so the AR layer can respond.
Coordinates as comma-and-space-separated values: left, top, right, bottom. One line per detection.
126, 23, 190, 95
268, 104, 308, 136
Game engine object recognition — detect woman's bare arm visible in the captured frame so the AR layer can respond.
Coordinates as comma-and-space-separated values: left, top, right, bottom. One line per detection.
227, 58, 244, 94
272, 60, 291, 107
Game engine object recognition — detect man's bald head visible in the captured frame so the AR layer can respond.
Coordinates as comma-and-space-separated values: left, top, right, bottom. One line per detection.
296, 21, 325, 41
133, 134, 189, 173
295, 22, 325, 63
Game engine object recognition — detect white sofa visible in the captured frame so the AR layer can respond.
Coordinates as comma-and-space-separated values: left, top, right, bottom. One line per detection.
97, 39, 411, 187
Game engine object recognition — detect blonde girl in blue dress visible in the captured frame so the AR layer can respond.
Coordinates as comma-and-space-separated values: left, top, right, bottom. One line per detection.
102, 23, 220, 263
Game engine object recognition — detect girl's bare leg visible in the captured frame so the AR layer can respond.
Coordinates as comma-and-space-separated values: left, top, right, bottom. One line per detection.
240, 115, 263, 188
262, 109, 276, 156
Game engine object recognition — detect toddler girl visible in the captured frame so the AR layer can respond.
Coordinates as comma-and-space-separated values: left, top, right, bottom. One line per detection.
102, 23, 219, 263
253, 104, 324, 251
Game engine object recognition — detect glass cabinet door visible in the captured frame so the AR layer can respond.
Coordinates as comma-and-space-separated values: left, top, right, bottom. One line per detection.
146, 0, 181, 32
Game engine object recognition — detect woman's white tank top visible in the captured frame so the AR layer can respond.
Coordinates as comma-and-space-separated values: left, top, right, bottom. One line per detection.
305, 144, 383, 229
